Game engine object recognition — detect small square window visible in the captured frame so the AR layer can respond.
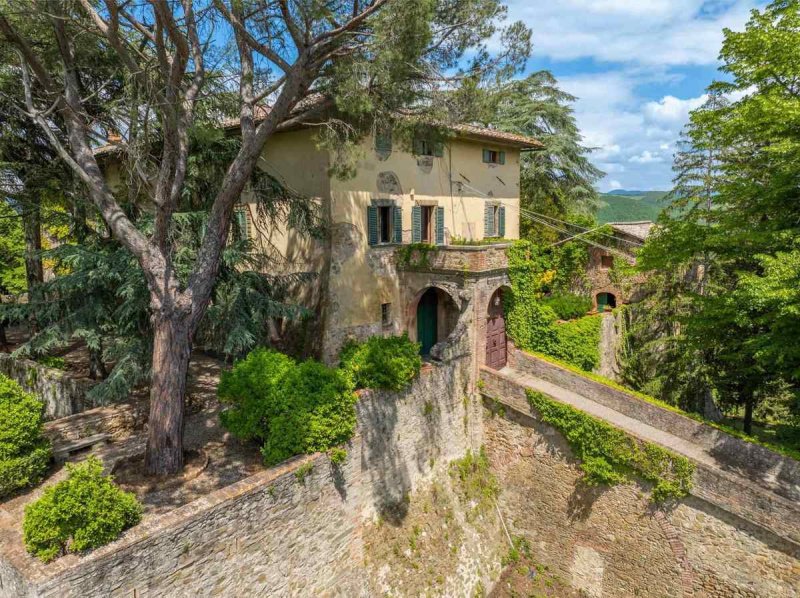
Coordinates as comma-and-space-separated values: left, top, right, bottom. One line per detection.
414, 138, 443, 157
601, 255, 614, 269
381, 303, 392, 327
482, 149, 506, 165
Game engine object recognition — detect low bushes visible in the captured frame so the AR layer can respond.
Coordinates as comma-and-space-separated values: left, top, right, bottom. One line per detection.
340, 334, 422, 391
219, 349, 358, 466
541, 293, 592, 320
505, 294, 601, 372
526, 390, 694, 502
550, 315, 602, 372
0, 374, 51, 498
23, 457, 142, 562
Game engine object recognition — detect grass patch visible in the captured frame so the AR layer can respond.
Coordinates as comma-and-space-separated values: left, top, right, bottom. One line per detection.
526, 390, 694, 502
449, 447, 500, 520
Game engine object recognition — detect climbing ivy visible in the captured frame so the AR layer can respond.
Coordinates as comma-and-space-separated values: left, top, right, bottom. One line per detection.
505, 240, 600, 371
396, 243, 437, 269
526, 390, 694, 502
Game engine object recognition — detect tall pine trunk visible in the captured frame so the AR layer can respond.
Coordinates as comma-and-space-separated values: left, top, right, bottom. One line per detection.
144, 313, 192, 475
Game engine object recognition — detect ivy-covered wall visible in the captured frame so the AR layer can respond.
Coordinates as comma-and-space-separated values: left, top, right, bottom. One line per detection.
505, 240, 601, 371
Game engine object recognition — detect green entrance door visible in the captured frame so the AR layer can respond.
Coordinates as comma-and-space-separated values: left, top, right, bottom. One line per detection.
597, 293, 607, 312
417, 288, 438, 355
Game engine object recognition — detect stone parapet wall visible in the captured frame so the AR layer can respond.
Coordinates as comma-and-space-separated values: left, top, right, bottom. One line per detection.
397, 243, 510, 273
508, 348, 800, 502
0, 353, 98, 421
479, 365, 800, 548
482, 400, 800, 598
1, 355, 478, 598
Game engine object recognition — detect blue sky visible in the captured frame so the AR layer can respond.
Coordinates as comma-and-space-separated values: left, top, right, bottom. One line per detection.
503, 0, 767, 191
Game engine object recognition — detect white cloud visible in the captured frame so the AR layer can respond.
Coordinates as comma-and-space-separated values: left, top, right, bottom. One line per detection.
644, 94, 707, 125
503, 0, 759, 66
496, 1, 764, 190
629, 150, 663, 164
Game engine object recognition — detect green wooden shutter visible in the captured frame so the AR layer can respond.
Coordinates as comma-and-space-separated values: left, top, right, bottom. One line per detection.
499, 151, 506, 165
234, 210, 249, 240
376, 128, 392, 153
393, 206, 403, 243
484, 205, 494, 237
412, 206, 422, 243
498, 206, 506, 238
435, 206, 445, 245
367, 206, 378, 246
482, 149, 491, 163
413, 138, 424, 155
433, 141, 444, 157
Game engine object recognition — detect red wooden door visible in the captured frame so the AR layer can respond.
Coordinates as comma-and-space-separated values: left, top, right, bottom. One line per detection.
486, 293, 507, 369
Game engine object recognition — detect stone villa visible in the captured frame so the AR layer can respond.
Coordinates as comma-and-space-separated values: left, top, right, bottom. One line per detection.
235, 123, 541, 364
101, 120, 542, 367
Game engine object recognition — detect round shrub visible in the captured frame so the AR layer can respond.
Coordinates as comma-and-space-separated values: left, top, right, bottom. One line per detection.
339, 334, 422, 391
23, 456, 142, 562
0, 374, 51, 498
218, 349, 295, 442
540, 293, 592, 321
219, 349, 358, 466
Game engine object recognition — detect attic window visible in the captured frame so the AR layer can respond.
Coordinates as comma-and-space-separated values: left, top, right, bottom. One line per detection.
414, 138, 444, 157
601, 255, 614, 269
482, 149, 506, 165
375, 128, 392, 153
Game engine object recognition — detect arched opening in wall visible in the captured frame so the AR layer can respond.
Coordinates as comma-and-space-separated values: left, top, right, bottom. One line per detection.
414, 287, 459, 356
486, 287, 508, 370
596, 292, 617, 312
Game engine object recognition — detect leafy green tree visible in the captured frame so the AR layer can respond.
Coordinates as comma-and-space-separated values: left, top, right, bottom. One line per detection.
633, 0, 800, 432
0, 200, 25, 295
0, 0, 530, 475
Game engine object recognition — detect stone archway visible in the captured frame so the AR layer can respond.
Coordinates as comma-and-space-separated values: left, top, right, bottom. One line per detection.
410, 286, 460, 356
596, 292, 617, 312
486, 287, 508, 370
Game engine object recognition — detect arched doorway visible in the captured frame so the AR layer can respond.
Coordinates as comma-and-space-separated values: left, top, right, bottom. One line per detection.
486, 288, 507, 369
596, 292, 617, 312
417, 288, 438, 355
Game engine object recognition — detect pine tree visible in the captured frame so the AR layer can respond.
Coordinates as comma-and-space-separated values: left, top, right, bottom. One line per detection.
489, 71, 604, 241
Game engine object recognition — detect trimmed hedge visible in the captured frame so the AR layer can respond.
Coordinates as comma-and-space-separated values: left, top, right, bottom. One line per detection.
219, 349, 357, 466
23, 457, 142, 562
340, 334, 422, 391
0, 374, 51, 498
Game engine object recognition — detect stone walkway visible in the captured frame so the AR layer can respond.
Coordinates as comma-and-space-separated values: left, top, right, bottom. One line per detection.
500, 367, 725, 471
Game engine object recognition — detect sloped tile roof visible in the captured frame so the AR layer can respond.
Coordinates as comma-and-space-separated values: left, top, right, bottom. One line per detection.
608, 221, 655, 241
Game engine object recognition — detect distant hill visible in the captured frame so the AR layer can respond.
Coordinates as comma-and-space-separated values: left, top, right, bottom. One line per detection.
597, 191, 670, 224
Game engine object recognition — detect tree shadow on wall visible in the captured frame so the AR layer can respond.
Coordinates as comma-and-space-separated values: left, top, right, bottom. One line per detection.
357, 388, 413, 525
566, 479, 608, 522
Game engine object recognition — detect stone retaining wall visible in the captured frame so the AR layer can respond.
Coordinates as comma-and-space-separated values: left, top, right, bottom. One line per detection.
483, 396, 800, 598
0, 353, 98, 421
43, 402, 147, 445
0, 355, 479, 598
480, 365, 800, 547
508, 348, 800, 502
